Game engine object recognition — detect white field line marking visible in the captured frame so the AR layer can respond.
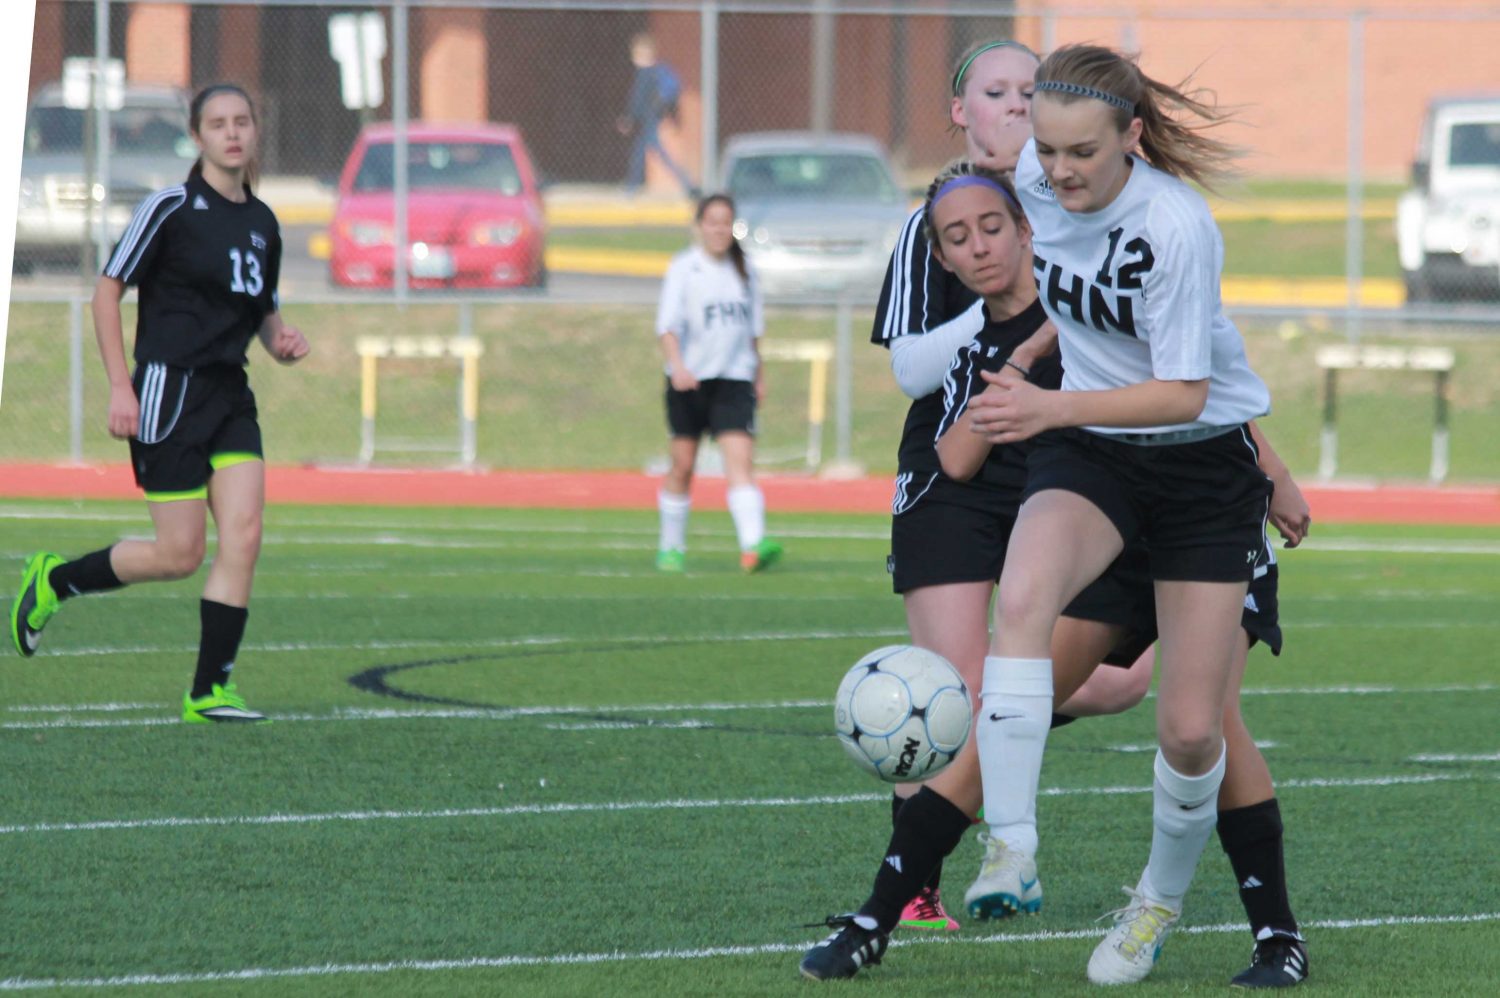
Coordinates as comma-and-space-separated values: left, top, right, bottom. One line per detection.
1409, 752, 1500, 762
1231, 683, 1497, 697
0, 505, 889, 541
0, 700, 837, 730
0, 912, 1495, 991
6, 683, 1496, 728
18, 625, 911, 660
11, 503, 1500, 553
542, 720, 714, 731
0, 773, 1483, 838
11, 513, 1500, 561
1307, 538, 1500, 556
99, 591, 876, 604
1109, 740, 1276, 753
4, 702, 155, 714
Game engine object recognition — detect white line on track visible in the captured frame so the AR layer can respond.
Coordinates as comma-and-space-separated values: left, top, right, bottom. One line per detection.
0, 773, 1483, 837
0, 912, 1494, 991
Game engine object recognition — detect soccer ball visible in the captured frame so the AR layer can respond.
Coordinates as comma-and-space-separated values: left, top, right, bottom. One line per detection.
833, 645, 972, 783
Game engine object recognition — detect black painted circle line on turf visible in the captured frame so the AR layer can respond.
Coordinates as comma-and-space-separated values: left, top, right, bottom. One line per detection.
345, 640, 830, 738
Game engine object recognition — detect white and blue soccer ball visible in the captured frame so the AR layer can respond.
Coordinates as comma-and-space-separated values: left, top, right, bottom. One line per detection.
833, 645, 972, 783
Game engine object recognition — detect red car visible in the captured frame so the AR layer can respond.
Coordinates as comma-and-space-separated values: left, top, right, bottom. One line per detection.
330, 122, 546, 289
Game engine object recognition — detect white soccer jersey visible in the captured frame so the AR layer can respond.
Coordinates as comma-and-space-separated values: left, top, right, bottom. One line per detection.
1014, 138, 1270, 436
656, 246, 763, 382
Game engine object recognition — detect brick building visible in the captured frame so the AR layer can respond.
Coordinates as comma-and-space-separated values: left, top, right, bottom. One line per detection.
26, 2, 1500, 186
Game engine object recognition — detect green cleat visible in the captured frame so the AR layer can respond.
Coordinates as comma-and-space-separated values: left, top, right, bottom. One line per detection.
182, 683, 269, 724
740, 538, 783, 574
655, 548, 686, 573
11, 551, 64, 657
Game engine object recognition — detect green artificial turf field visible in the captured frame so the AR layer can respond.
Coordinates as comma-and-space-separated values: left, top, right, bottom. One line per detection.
2, 502, 1497, 995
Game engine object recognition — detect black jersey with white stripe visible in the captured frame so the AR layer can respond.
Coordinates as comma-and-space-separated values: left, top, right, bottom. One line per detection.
869, 207, 978, 347
933, 299, 1062, 499
893, 299, 1057, 514
104, 174, 282, 369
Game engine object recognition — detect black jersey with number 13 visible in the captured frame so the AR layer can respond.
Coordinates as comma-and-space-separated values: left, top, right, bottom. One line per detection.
104, 175, 282, 370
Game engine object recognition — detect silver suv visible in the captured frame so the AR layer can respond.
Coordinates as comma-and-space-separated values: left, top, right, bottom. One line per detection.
16, 82, 195, 271
1397, 94, 1500, 301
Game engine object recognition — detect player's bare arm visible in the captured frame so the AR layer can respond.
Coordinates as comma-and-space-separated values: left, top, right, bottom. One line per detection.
968, 369, 1209, 444
1250, 421, 1310, 547
91, 275, 139, 439
258, 312, 310, 364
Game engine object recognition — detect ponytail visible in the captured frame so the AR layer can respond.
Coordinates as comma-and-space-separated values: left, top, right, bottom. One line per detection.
187, 83, 261, 191
1034, 45, 1242, 191
695, 192, 749, 285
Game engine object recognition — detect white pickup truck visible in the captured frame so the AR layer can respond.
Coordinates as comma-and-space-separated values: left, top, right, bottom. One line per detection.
1396, 94, 1500, 302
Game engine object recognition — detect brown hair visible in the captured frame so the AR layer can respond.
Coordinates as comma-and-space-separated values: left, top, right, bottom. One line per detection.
187, 83, 260, 190
922, 159, 1027, 247
1034, 44, 1241, 191
695, 192, 749, 284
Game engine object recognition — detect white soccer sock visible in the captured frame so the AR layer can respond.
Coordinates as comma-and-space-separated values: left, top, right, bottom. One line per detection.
657, 490, 691, 551
977, 656, 1053, 856
1138, 744, 1227, 910
726, 484, 765, 550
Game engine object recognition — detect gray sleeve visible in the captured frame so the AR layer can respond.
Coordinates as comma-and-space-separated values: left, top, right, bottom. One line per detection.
887, 299, 986, 398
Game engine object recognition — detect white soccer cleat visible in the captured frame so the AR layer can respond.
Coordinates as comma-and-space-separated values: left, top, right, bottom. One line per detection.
1087, 885, 1181, 986
963, 832, 1042, 919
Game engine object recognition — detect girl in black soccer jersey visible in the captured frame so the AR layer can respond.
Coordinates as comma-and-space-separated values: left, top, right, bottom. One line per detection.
862, 36, 1157, 938
10, 84, 308, 724
654, 193, 781, 574
804, 159, 1310, 987
964, 45, 1305, 985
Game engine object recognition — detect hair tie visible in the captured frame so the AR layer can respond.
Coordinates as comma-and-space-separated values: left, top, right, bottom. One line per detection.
951, 40, 1040, 96
931, 174, 1021, 213
1034, 79, 1134, 112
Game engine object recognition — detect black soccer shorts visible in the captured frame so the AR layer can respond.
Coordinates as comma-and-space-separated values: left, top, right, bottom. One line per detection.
1024, 426, 1272, 583
665, 377, 757, 438
128, 362, 263, 500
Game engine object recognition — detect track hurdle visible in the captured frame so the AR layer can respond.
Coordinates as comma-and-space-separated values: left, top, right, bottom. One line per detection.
1315, 344, 1456, 483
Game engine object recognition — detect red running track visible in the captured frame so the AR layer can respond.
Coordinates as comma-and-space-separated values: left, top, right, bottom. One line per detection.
2, 462, 1499, 526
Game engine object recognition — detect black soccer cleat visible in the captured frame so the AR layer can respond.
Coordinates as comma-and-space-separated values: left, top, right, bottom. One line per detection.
799, 914, 889, 981
1231, 930, 1308, 989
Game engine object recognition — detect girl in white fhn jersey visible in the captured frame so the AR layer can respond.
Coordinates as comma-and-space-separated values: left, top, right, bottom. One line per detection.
966, 45, 1278, 985
10, 84, 309, 724
654, 193, 781, 573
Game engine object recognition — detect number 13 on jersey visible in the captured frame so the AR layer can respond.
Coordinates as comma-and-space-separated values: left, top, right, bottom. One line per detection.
228, 248, 264, 296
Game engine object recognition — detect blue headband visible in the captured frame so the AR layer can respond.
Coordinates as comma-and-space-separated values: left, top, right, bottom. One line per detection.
1034, 79, 1134, 112
932, 174, 1021, 213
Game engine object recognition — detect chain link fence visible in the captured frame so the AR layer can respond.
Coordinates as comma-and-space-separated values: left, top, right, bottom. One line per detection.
8, 1, 1500, 480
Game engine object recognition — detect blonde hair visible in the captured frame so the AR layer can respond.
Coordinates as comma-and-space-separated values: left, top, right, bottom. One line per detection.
950, 38, 1039, 98
1035, 44, 1241, 191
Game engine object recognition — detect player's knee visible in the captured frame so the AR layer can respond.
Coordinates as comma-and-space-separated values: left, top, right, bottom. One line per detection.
219, 513, 263, 561
1157, 718, 1223, 768
1117, 660, 1154, 709
159, 538, 206, 579
993, 574, 1054, 636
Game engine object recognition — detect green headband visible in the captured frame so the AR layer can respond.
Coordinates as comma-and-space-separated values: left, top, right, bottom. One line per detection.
951, 40, 1040, 97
